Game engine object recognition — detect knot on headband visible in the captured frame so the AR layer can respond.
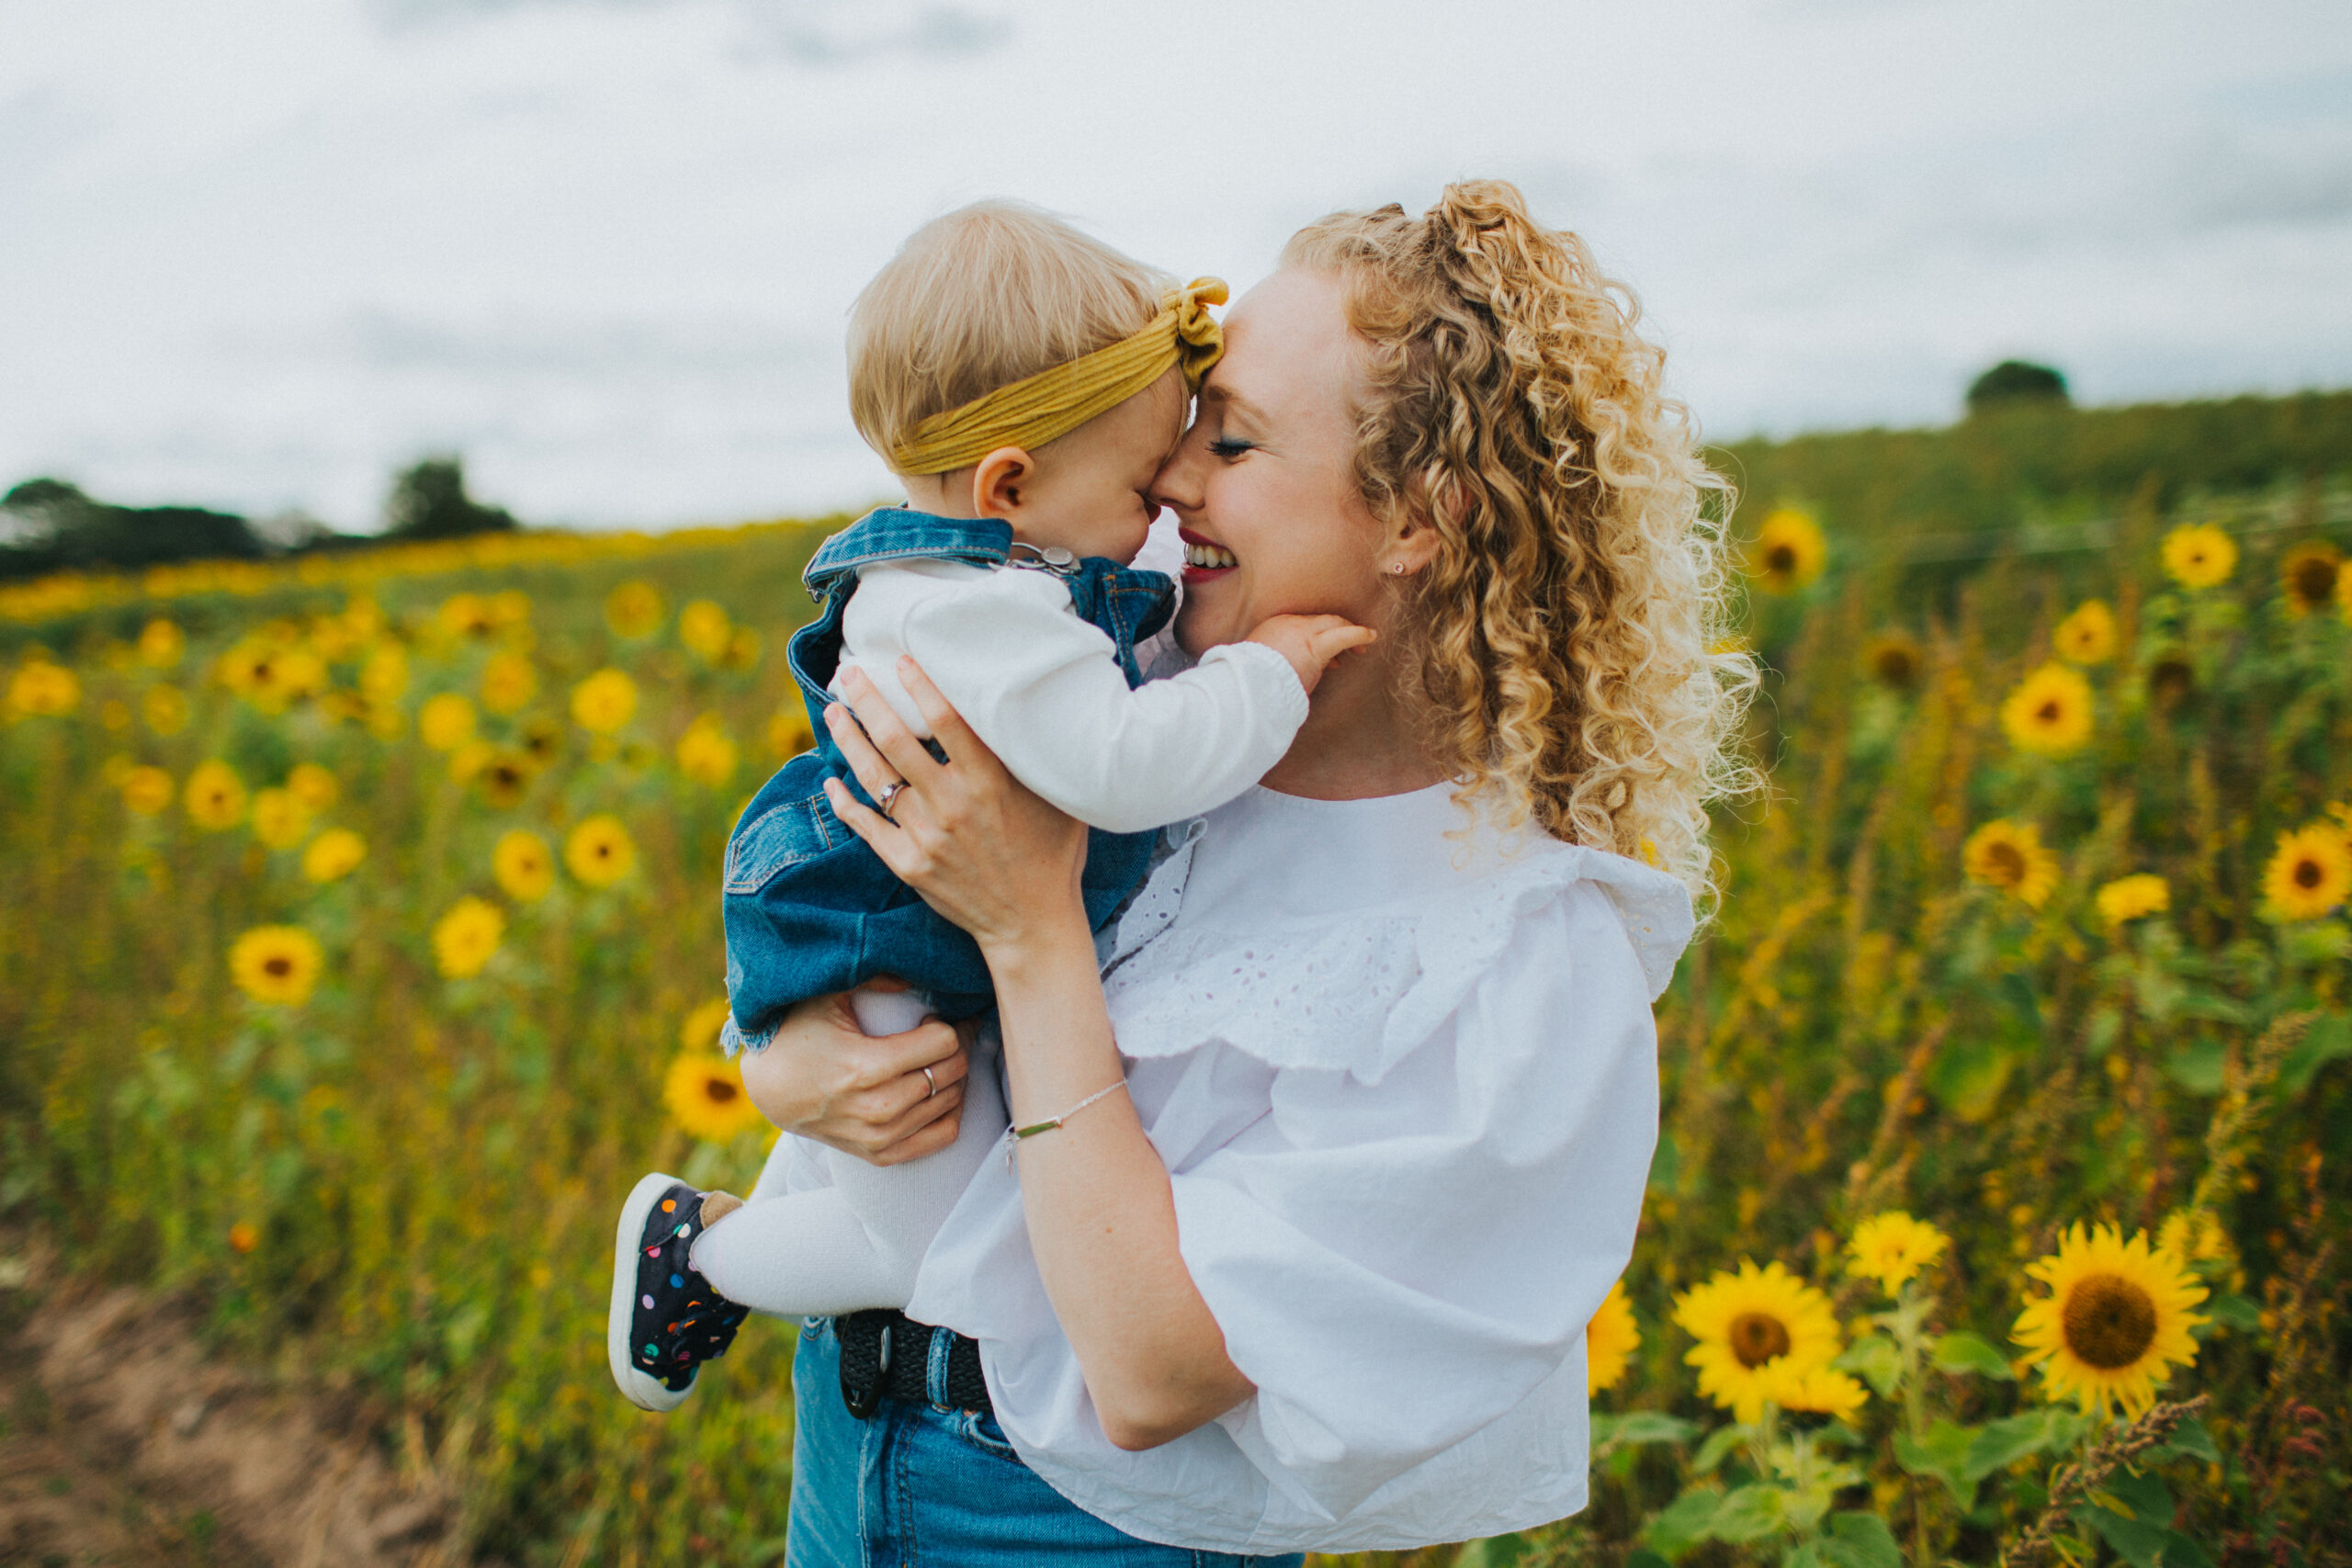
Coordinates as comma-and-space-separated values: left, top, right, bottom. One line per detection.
888, 276, 1228, 476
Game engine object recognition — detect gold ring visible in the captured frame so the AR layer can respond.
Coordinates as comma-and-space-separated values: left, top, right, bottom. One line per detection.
922, 1064, 937, 1099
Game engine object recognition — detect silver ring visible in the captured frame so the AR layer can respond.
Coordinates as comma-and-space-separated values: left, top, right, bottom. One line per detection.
875, 779, 907, 823
922, 1064, 938, 1099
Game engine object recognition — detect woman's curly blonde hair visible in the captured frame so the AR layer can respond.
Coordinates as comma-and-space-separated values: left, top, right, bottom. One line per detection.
1284, 180, 1757, 908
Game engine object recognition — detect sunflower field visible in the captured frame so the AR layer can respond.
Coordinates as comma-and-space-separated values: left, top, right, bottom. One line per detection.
2, 443, 2349, 1567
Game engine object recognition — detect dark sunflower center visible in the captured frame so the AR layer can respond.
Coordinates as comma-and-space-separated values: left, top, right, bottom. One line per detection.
2060, 1272, 2157, 1369
704, 1078, 739, 1105
2034, 699, 2061, 723
1984, 842, 2026, 886
2290, 558, 2336, 604
1728, 1312, 1792, 1368
1766, 545, 1797, 573
2294, 858, 2323, 889
264, 956, 291, 977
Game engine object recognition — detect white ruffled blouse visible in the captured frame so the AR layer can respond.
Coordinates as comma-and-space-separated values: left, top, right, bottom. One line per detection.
902, 782, 1692, 1555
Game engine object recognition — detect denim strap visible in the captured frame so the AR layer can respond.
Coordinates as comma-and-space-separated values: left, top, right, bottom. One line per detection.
925, 1319, 957, 1408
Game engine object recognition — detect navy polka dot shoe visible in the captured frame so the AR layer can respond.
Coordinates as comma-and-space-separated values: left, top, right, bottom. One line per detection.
607, 1172, 752, 1413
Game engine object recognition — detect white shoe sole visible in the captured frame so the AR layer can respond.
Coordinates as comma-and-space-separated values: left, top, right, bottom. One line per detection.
608, 1170, 693, 1413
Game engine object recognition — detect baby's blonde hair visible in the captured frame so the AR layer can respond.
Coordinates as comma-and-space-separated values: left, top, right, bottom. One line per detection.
849, 201, 1171, 475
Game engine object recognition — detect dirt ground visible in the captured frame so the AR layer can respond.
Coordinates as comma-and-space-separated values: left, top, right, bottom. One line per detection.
0, 1248, 459, 1568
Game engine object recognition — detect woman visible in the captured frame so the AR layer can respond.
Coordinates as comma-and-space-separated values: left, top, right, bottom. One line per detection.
740, 180, 1753, 1562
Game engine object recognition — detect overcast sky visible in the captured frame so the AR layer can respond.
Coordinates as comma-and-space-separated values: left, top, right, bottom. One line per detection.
5, 0, 2348, 532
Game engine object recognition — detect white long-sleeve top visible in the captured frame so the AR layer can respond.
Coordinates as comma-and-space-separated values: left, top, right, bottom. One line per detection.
893, 782, 1696, 1554
829, 558, 1308, 835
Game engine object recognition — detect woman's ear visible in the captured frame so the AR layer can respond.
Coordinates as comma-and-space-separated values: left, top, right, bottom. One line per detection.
1380, 518, 1444, 578
972, 446, 1034, 520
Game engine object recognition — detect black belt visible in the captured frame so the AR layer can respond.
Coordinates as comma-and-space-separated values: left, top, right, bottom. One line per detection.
835, 1309, 992, 1420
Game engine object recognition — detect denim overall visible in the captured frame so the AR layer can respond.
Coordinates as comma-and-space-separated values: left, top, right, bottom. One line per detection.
719, 508, 1176, 1051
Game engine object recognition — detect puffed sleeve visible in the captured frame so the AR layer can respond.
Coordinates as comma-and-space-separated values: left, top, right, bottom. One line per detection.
1165, 879, 1658, 1523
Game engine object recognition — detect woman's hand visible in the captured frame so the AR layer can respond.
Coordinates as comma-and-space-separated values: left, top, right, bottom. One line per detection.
822, 660, 1092, 959
736, 989, 973, 1166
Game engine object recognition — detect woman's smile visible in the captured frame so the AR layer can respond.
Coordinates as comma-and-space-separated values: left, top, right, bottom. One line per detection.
1177, 525, 1238, 582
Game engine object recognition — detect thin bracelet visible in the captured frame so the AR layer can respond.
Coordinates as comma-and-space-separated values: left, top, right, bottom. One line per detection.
1003, 1080, 1128, 1168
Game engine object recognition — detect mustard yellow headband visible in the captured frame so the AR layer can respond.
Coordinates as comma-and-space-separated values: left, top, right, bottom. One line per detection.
888, 277, 1227, 476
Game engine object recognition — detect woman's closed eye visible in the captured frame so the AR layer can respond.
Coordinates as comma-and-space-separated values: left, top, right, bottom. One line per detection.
1207, 438, 1255, 460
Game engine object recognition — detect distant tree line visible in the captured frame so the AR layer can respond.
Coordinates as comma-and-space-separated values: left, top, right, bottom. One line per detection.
0, 457, 517, 581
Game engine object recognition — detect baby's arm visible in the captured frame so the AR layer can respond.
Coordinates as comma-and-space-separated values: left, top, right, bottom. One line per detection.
875, 570, 1363, 834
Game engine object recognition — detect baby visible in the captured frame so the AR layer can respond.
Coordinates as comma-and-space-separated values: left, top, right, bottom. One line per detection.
608, 201, 1370, 1411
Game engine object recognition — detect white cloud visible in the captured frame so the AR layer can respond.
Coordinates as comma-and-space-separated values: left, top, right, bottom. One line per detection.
1, 0, 2347, 528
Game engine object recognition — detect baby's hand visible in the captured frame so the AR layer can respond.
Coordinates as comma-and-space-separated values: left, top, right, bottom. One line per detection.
1245, 614, 1377, 695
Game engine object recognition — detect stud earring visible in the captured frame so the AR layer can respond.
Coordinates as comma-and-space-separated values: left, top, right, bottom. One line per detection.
1390, 562, 1407, 575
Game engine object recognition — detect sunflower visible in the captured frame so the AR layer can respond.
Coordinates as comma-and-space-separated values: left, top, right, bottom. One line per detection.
137, 618, 185, 668
492, 829, 556, 901
681, 998, 733, 1053
420, 692, 478, 751
437, 592, 500, 640
250, 786, 313, 850
229, 925, 324, 1006
287, 762, 340, 812
571, 669, 639, 734
722, 626, 764, 671
565, 814, 637, 886
1747, 508, 1827, 594
360, 645, 409, 704
7, 660, 79, 717
676, 715, 740, 788
1863, 634, 1922, 692
2161, 523, 2236, 590
679, 599, 734, 663
142, 684, 188, 735
1586, 1279, 1640, 1395
301, 827, 368, 884
431, 896, 505, 979
2261, 825, 2352, 921
448, 739, 496, 784
471, 749, 536, 808
1846, 1212, 1950, 1294
2279, 542, 2341, 618
2052, 600, 2119, 665
2014, 1222, 2206, 1417
1962, 819, 2060, 908
1999, 663, 2094, 756
605, 580, 666, 639
1764, 1363, 1870, 1422
2095, 874, 2170, 926
184, 760, 247, 831
1672, 1260, 1842, 1424
662, 1052, 766, 1143
120, 765, 175, 816
768, 705, 816, 761
480, 650, 538, 715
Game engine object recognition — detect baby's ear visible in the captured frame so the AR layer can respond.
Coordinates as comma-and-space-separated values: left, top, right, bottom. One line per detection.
973, 446, 1035, 519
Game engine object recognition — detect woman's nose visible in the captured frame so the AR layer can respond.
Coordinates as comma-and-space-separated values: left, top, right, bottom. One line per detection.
1149, 437, 1203, 515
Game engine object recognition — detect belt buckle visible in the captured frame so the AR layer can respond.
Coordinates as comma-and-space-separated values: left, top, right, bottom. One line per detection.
840, 1314, 894, 1421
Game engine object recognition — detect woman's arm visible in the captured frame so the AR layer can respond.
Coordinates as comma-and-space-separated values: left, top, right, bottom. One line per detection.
736, 988, 973, 1167
821, 661, 1255, 1450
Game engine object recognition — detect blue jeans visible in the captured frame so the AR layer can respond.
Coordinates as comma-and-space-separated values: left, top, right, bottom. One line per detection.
786, 1316, 1304, 1567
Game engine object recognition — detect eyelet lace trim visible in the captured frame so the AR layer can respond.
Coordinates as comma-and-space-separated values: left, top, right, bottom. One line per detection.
1103, 843, 1692, 1084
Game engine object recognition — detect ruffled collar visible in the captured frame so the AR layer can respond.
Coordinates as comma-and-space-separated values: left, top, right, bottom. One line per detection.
1101, 788, 1692, 1085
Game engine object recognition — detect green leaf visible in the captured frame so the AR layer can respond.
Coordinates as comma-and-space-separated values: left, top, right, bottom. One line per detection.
2077, 1495, 2213, 1568
1452, 1533, 1528, 1567
1692, 1424, 1749, 1474
1596, 1411, 1702, 1449
1964, 1410, 2067, 1483
2147, 1416, 2222, 1465
1894, 1419, 1981, 1507
1642, 1488, 1724, 1562
1835, 1334, 1905, 1396
1932, 1330, 2018, 1381
2205, 1293, 2260, 1332
2280, 1011, 2351, 1093
1817, 1512, 1904, 1568
1709, 1484, 1787, 1544
2164, 1038, 2228, 1095
1626, 1551, 1674, 1568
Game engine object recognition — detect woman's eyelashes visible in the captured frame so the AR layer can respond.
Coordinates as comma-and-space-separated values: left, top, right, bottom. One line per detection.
1207, 438, 1255, 460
